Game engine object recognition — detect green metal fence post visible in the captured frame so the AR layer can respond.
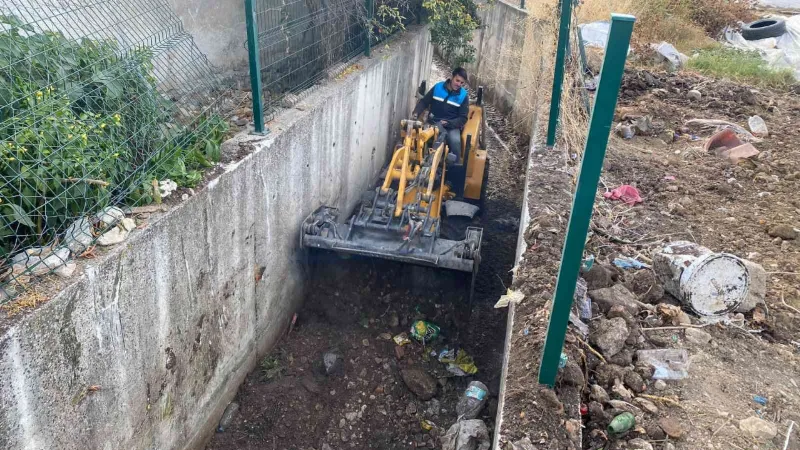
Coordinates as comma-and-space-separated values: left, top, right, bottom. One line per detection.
538, 14, 636, 387
245, 0, 266, 134
545, 0, 573, 148
365, 0, 374, 56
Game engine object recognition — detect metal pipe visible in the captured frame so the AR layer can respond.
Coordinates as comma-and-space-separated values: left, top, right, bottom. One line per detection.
245, 0, 266, 134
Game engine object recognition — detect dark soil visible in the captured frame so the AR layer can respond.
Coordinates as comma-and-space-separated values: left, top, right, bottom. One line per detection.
205, 59, 528, 450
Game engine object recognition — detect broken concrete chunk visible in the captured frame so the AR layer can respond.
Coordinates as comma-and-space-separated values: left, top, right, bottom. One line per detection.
738, 416, 778, 441
55, 262, 77, 278
63, 218, 94, 255
120, 218, 137, 232
687, 90, 702, 101
684, 327, 712, 345
768, 224, 797, 240
588, 284, 641, 315
590, 317, 630, 357
97, 227, 129, 246
95, 206, 125, 227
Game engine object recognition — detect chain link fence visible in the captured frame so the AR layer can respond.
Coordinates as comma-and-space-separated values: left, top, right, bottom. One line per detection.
248, 0, 421, 124
0, 0, 229, 303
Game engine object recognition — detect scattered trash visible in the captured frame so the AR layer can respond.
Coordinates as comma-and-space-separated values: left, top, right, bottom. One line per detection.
580, 404, 589, 415
742, 18, 787, 40
393, 333, 412, 346
651, 42, 688, 70
703, 128, 760, 164
784, 421, 796, 450
688, 119, 762, 143
523, 327, 530, 336
615, 123, 636, 139
724, 16, 800, 79
439, 349, 479, 376
323, 352, 343, 375
753, 395, 768, 406
613, 256, 650, 270
654, 241, 752, 316
748, 115, 769, 137
378, 332, 393, 340
400, 368, 438, 400
608, 412, 636, 434
217, 402, 240, 432
637, 348, 690, 380
581, 254, 595, 273
569, 312, 590, 337
159, 179, 178, 198
494, 289, 524, 308
559, 352, 568, 369
456, 381, 489, 420
579, 296, 593, 320
603, 185, 643, 206
420, 419, 435, 432
579, 21, 611, 48
663, 175, 676, 181
410, 320, 440, 344
441, 419, 491, 450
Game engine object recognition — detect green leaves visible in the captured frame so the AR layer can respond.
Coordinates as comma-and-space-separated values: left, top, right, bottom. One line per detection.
7, 204, 35, 228
422, 0, 479, 66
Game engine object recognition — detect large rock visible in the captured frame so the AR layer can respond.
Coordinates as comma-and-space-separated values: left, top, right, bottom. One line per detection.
739, 416, 778, 441
628, 438, 654, 450
11, 246, 71, 276
584, 264, 615, 290
97, 227, 129, 246
559, 361, 585, 387
63, 218, 94, 254
684, 328, 712, 345
94, 206, 125, 227
400, 368, 438, 400
323, 352, 343, 375
659, 417, 684, 439
737, 259, 767, 313
590, 317, 629, 357
588, 284, 641, 315
768, 224, 797, 240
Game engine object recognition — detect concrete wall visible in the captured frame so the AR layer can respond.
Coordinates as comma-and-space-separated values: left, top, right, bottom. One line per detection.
0, 27, 432, 450
167, 0, 248, 71
467, 1, 550, 135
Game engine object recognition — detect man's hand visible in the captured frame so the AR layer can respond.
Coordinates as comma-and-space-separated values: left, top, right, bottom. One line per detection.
440, 120, 448, 127
411, 113, 418, 120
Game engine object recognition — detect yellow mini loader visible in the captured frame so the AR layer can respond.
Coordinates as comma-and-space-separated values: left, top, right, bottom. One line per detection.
301, 84, 489, 299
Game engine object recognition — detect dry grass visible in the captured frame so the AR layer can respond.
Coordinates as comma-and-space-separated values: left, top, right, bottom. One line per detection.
576, 0, 753, 52
0, 288, 49, 317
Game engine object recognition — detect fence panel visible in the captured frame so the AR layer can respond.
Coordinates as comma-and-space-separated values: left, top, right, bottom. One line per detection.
0, 0, 227, 302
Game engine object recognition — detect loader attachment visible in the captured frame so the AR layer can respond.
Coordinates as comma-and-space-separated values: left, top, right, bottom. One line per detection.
301, 205, 482, 273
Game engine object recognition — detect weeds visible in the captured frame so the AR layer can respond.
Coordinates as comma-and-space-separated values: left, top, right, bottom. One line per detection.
260, 354, 283, 381
688, 46, 796, 89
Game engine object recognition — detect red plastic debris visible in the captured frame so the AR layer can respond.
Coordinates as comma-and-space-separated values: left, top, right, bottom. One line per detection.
580, 404, 589, 416
603, 185, 643, 206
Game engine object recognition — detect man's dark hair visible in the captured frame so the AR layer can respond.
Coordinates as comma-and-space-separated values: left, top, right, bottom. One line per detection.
452, 67, 468, 80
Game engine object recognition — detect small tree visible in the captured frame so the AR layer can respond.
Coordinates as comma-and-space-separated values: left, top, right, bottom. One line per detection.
423, 0, 480, 67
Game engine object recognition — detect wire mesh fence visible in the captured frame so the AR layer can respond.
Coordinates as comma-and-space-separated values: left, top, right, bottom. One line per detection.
249, 0, 421, 122
250, 0, 369, 119
0, 0, 229, 303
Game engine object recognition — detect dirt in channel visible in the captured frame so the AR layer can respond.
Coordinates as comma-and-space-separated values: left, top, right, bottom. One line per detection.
205, 60, 528, 450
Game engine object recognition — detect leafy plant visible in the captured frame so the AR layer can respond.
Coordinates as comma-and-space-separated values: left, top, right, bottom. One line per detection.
0, 15, 227, 259
423, 0, 480, 66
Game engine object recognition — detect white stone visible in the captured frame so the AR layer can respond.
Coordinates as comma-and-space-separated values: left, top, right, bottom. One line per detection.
95, 206, 125, 227
739, 416, 777, 441
97, 227, 129, 246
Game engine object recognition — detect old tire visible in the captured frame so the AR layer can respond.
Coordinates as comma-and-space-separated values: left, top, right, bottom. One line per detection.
742, 19, 786, 41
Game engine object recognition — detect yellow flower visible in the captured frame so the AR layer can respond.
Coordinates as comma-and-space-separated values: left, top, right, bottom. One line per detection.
100, 123, 106, 129
68, 134, 73, 139
35, 91, 43, 97
7, 157, 16, 161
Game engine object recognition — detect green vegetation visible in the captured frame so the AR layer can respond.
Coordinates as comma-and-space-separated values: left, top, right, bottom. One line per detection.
0, 15, 227, 257
688, 46, 796, 89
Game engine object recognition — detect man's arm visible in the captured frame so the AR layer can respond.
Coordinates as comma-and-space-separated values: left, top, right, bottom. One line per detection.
445, 96, 469, 129
412, 88, 434, 118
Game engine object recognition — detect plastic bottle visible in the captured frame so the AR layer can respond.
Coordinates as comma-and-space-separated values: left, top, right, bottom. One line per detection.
217, 402, 240, 432
456, 381, 489, 420
607, 412, 635, 434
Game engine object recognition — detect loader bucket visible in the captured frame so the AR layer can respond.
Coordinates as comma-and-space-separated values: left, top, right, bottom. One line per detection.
301, 206, 482, 274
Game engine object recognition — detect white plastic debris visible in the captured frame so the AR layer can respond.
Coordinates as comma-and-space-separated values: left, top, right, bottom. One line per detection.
653, 241, 752, 316
494, 289, 524, 308
748, 115, 769, 137
159, 179, 178, 198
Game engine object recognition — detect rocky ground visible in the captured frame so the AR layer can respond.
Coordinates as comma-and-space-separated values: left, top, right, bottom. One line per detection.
205, 59, 529, 450
500, 67, 800, 450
